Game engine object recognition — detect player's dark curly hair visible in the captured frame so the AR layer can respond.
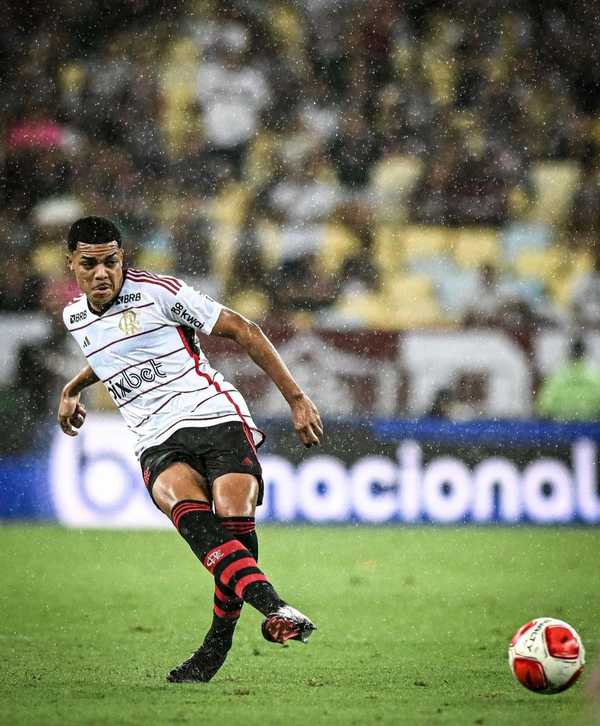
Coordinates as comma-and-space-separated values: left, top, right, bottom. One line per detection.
67, 216, 123, 252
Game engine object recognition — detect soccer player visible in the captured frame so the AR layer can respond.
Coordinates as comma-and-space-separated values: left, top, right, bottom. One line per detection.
57, 216, 323, 683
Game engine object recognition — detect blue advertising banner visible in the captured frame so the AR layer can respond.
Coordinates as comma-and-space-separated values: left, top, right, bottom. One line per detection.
1, 415, 599, 526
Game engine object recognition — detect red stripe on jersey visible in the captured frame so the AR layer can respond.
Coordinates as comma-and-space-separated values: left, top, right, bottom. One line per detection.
126, 274, 179, 295
127, 267, 182, 286
127, 269, 181, 294
86, 324, 170, 358
177, 327, 258, 456
127, 269, 181, 290
128, 268, 182, 289
126, 270, 179, 292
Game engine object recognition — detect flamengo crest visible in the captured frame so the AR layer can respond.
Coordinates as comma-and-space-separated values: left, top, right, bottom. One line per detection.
118, 309, 140, 335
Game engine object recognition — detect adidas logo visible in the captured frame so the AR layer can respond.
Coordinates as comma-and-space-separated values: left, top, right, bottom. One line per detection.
241, 456, 253, 467
83, 336, 91, 348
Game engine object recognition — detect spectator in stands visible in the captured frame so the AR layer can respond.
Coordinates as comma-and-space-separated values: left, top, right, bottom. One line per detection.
0, 250, 43, 312
264, 146, 341, 264
446, 143, 511, 227
227, 205, 270, 322
571, 244, 600, 329
170, 211, 219, 297
1, 0, 600, 337
4, 100, 73, 219
168, 122, 230, 200
81, 35, 135, 145
462, 263, 509, 326
196, 26, 270, 179
568, 150, 600, 239
536, 338, 600, 421
329, 111, 381, 193
336, 201, 380, 295
15, 279, 82, 433
463, 263, 541, 332
409, 153, 454, 225
427, 387, 454, 419
269, 254, 337, 318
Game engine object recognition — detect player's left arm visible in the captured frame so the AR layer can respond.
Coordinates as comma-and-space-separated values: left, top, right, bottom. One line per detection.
211, 308, 323, 448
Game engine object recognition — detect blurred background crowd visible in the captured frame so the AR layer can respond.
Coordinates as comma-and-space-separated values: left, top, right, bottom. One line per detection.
2, 0, 600, 441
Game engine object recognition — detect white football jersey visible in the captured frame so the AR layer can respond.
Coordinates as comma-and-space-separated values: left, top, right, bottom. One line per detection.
63, 268, 265, 459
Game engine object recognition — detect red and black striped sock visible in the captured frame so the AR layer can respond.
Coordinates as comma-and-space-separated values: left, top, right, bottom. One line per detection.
211, 518, 258, 620
221, 516, 258, 560
203, 518, 258, 649
171, 501, 283, 617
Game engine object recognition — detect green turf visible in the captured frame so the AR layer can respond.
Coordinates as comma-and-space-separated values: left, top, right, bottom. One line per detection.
0, 526, 598, 725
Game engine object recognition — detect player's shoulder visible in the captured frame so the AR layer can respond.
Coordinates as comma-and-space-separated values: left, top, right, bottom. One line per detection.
62, 294, 87, 328
125, 267, 184, 297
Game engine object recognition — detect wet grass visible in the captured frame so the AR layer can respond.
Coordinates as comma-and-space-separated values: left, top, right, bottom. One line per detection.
0, 525, 598, 725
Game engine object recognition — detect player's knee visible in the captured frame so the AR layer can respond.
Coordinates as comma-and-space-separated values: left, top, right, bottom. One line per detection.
152, 463, 210, 516
213, 474, 258, 517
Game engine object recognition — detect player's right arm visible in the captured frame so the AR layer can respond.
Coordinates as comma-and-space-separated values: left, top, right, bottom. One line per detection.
57, 365, 99, 436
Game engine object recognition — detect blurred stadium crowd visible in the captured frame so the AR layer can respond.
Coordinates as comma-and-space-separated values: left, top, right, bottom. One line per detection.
2, 0, 600, 440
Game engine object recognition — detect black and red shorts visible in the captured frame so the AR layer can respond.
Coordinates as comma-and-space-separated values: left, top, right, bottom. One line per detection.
140, 422, 264, 505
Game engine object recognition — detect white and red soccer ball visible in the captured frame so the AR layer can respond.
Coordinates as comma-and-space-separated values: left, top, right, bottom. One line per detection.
508, 618, 585, 694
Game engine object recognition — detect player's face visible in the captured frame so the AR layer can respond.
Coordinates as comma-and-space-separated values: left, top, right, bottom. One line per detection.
68, 241, 124, 311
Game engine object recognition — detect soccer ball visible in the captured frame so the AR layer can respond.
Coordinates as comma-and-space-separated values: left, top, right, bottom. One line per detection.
508, 618, 585, 694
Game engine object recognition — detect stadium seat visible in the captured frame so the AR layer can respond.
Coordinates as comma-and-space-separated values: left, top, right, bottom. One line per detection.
31, 244, 64, 277
382, 274, 446, 328
160, 39, 201, 155
373, 224, 403, 272
227, 290, 269, 321
136, 247, 174, 274
501, 222, 553, 262
332, 290, 393, 329
451, 228, 500, 269
318, 223, 359, 275
255, 219, 282, 269
370, 155, 423, 223
545, 247, 593, 307
529, 161, 580, 226
209, 185, 250, 280
244, 131, 280, 188
400, 225, 449, 261
513, 247, 564, 284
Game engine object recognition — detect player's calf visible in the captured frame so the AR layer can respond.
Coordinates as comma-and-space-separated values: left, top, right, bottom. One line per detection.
171, 499, 284, 616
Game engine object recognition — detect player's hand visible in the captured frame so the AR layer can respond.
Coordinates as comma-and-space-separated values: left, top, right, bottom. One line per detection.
290, 394, 323, 448
58, 392, 87, 437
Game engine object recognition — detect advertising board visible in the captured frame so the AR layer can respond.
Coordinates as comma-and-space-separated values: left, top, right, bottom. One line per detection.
44, 415, 600, 526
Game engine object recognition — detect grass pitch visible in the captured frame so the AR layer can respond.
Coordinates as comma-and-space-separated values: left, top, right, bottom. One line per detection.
0, 526, 598, 726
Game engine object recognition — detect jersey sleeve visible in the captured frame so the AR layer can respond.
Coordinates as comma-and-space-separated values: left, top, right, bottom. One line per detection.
156, 279, 223, 335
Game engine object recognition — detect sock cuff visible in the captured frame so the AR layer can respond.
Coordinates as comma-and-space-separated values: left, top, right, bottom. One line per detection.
220, 516, 256, 535
171, 499, 211, 530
